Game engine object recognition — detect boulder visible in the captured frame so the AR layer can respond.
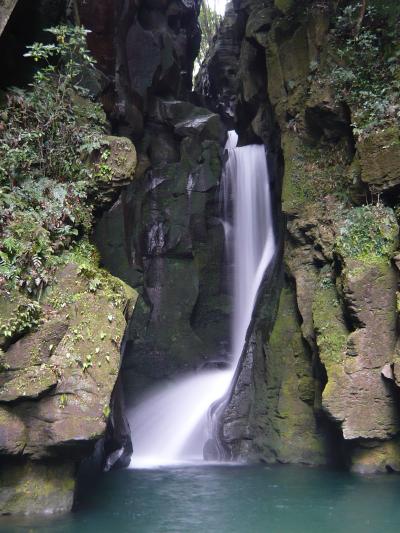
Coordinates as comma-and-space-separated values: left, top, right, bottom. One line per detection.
0, 254, 137, 512
94, 135, 137, 207
357, 127, 400, 192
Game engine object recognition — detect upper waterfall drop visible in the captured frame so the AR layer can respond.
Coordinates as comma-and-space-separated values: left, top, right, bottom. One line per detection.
128, 131, 275, 468
222, 132, 275, 365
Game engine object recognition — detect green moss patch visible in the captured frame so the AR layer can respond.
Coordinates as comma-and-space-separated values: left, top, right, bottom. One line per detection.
282, 133, 349, 214
335, 205, 398, 264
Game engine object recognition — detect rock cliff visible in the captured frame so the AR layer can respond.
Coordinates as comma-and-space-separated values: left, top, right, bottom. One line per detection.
1, 0, 400, 518
197, 0, 400, 472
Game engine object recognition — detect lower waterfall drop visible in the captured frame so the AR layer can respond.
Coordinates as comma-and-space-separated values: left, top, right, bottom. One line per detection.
129, 131, 275, 468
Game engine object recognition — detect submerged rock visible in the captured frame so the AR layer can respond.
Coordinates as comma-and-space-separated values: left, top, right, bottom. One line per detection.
0, 460, 75, 515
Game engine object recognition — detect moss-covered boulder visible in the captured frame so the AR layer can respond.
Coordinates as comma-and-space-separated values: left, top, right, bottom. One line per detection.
93, 135, 137, 206
0, 243, 137, 514
357, 127, 400, 192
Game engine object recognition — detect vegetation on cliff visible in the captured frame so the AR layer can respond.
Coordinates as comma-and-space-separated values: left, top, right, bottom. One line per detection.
329, 1, 400, 136
196, 0, 221, 70
0, 25, 107, 296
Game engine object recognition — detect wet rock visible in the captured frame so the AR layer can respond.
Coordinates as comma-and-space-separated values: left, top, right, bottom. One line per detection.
151, 99, 225, 142
203, 438, 219, 461
95, 197, 142, 289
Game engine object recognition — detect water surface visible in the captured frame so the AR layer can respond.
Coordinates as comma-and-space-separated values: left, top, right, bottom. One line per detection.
1, 464, 400, 533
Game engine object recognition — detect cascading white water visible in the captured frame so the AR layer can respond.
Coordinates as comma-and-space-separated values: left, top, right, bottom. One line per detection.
129, 131, 275, 468
222, 131, 275, 364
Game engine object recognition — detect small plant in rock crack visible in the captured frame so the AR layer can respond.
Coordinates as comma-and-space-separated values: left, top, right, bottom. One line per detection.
82, 354, 93, 372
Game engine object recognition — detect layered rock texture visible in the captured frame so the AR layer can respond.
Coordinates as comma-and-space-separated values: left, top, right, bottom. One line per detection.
198, 0, 400, 472
0, 255, 137, 514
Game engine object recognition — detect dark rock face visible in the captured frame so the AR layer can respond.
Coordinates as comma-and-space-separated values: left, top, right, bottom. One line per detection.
119, 98, 228, 399
83, 1, 229, 402
78, 0, 202, 139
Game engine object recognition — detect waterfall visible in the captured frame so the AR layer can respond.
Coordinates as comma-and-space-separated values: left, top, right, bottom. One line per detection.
129, 131, 275, 468
222, 131, 275, 365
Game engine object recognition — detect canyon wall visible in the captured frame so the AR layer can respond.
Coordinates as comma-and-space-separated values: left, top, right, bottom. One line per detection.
0, 0, 229, 514
198, 0, 400, 473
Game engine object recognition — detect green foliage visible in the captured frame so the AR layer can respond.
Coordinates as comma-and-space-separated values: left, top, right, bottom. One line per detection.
0, 301, 41, 340
196, 0, 221, 69
336, 204, 398, 262
0, 25, 106, 295
68, 239, 130, 307
329, 1, 400, 136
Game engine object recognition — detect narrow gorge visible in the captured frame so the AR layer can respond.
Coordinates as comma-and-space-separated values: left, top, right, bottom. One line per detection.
0, 0, 400, 531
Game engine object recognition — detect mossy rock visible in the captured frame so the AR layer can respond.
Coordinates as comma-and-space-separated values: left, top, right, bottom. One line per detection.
0, 460, 75, 515
262, 285, 328, 465
335, 205, 398, 265
0, 242, 137, 460
357, 126, 400, 192
281, 132, 349, 214
0, 365, 57, 402
3, 319, 68, 371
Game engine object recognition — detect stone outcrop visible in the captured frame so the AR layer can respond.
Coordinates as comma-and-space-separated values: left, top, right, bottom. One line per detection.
357, 127, 400, 193
0, 255, 137, 514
